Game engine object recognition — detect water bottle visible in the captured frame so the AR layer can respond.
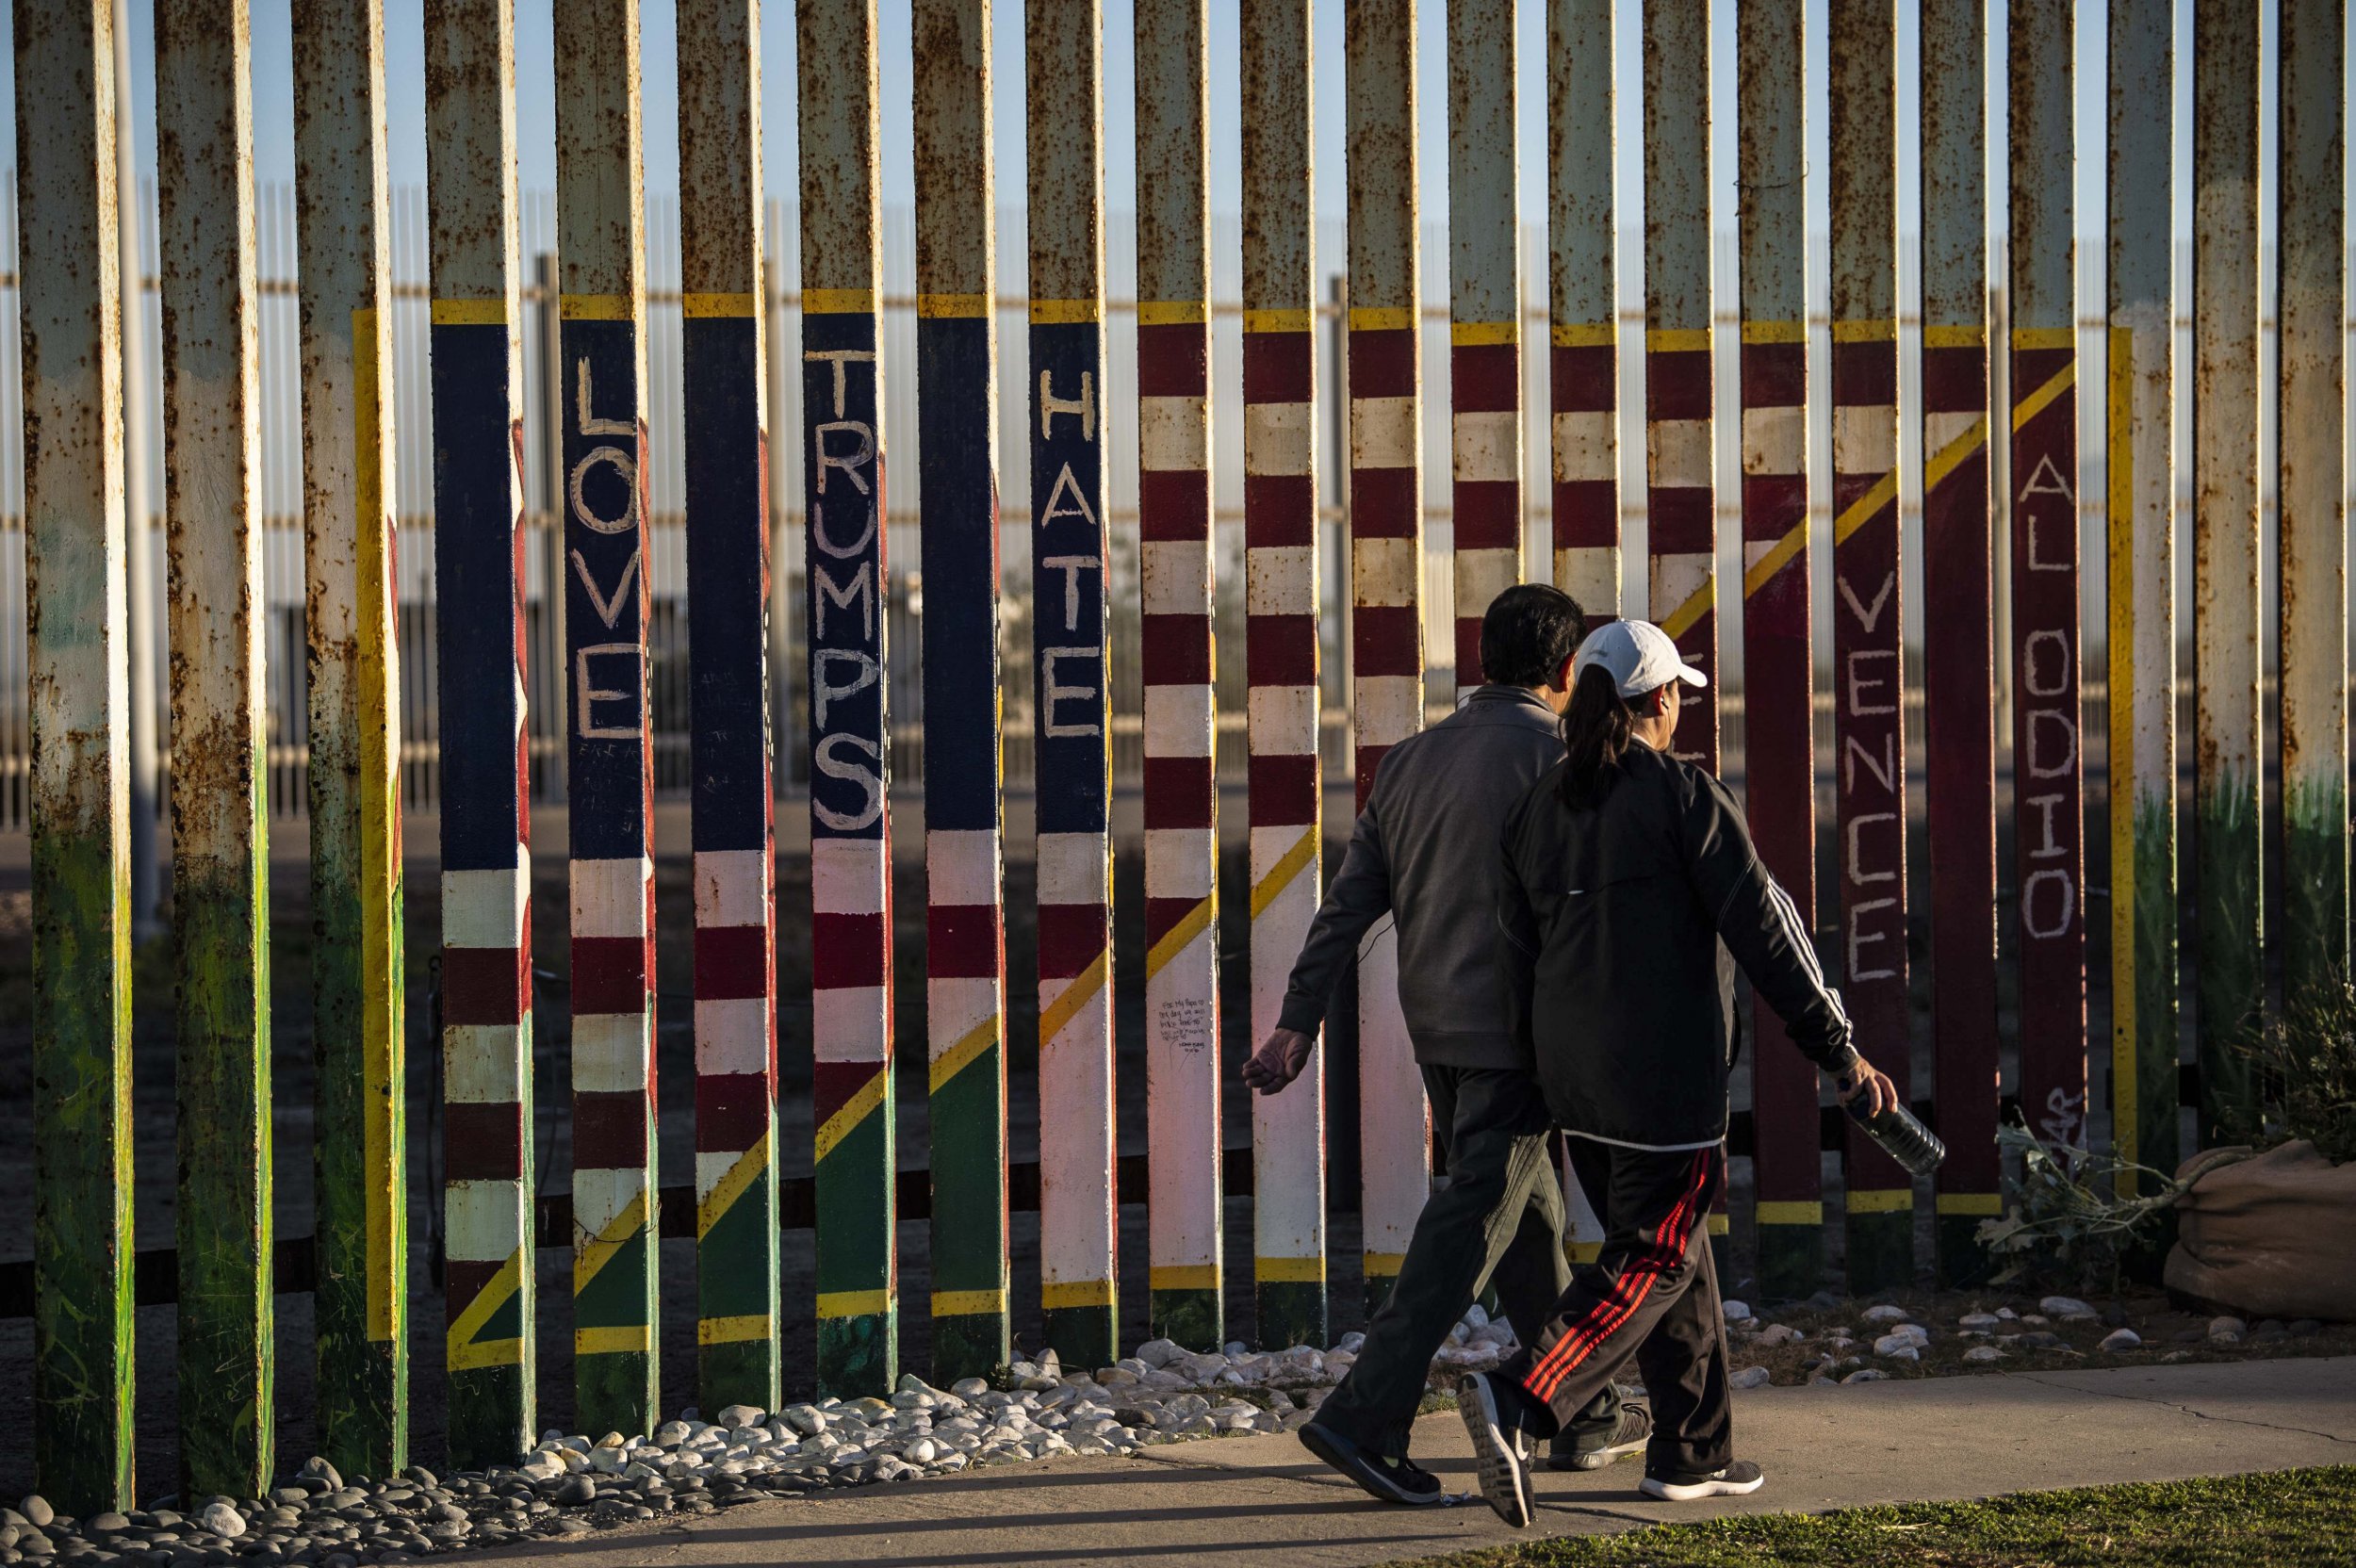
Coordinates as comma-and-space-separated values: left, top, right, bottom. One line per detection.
1839, 1075, 1947, 1177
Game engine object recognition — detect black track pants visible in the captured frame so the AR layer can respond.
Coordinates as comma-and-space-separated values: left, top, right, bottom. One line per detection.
1312, 1063, 1594, 1460
1498, 1140, 1732, 1478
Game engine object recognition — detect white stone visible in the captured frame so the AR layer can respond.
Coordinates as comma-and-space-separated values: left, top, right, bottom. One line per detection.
1463, 1303, 1489, 1330
1722, 1299, 1754, 1324
2098, 1328, 2142, 1352
717, 1403, 766, 1429
1755, 1324, 1802, 1347
1336, 1332, 1366, 1354
1841, 1368, 1890, 1383
2208, 1316, 2249, 1339
2039, 1296, 2097, 1321
1729, 1366, 1773, 1390
1861, 1304, 1912, 1325
1958, 1313, 2003, 1333
1137, 1338, 1186, 1369
1963, 1346, 2005, 1364
784, 1406, 827, 1436
200, 1504, 246, 1540
1995, 1307, 2018, 1320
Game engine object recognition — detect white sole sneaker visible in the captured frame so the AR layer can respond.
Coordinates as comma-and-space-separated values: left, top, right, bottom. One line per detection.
1455, 1373, 1535, 1528
1639, 1462, 1766, 1502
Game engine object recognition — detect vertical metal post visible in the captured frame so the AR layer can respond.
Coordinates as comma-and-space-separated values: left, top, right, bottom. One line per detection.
1546, 0, 1612, 1270
801, 0, 897, 1396
1345, 0, 1430, 1326
2106, 0, 2177, 1191
916, 0, 1012, 1380
1643, 0, 1716, 767
18, 0, 138, 1514
2277, 0, 2346, 1008
555, 0, 659, 1438
1447, 0, 1519, 684
425, 0, 536, 1466
535, 251, 568, 805
1136, 0, 1220, 1352
156, 0, 274, 1498
2007, 0, 2086, 1154
680, 0, 777, 1412
114, 0, 162, 944
2192, 0, 2260, 1140
1027, 0, 1118, 1370
293, 0, 407, 1478
1243, 0, 1324, 1350
1736, 0, 1817, 1301
1548, 0, 1616, 616
1827, 0, 1909, 1291
1921, 0, 2000, 1283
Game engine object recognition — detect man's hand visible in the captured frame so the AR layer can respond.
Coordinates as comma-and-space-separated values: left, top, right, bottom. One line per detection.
1243, 1027, 1317, 1095
1836, 1057, 1900, 1119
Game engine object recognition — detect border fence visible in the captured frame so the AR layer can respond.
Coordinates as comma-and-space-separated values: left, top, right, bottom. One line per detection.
12, 0, 2346, 1514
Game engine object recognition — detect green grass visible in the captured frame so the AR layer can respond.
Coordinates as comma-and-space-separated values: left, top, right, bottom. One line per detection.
1385, 1467, 2356, 1568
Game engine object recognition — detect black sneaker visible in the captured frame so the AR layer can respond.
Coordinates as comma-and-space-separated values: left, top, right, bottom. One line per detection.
1456, 1372, 1538, 1528
1639, 1459, 1766, 1501
1548, 1401, 1652, 1471
1297, 1421, 1446, 1506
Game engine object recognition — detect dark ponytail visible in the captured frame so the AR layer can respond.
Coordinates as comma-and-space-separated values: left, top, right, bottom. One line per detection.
1557, 663, 1637, 809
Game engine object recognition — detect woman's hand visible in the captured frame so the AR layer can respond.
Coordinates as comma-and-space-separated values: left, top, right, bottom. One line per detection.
1242, 1027, 1317, 1095
1836, 1057, 1899, 1118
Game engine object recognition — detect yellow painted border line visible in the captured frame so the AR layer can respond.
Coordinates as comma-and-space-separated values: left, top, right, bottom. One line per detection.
1935, 1192, 2004, 1217
1551, 320, 1614, 348
2011, 325, 2075, 350
683, 291, 759, 318
928, 1011, 1000, 1095
561, 292, 635, 321
918, 292, 991, 319
1831, 318, 1898, 342
1646, 327, 1711, 352
573, 1188, 650, 1296
1660, 577, 1715, 641
697, 1313, 775, 1348
813, 1068, 890, 1165
1847, 1188, 1914, 1215
1350, 305, 1416, 333
1138, 300, 1209, 326
1924, 323, 1987, 349
1039, 951, 1111, 1047
1923, 415, 1992, 494
817, 1288, 892, 1319
1256, 1255, 1324, 1284
1247, 308, 1316, 335
446, 1247, 526, 1370
1361, 1251, 1407, 1278
1450, 319, 1518, 347
1149, 1265, 1219, 1292
1833, 469, 1901, 546
576, 1324, 651, 1356
804, 287, 877, 316
933, 1287, 1009, 1316
1707, 1213, 1730, 1236
2011, 362, 2076, 432
1755, 1200, 1824, 1226
431, 298, 506, 325
1250, 825, 1319, 919
1741, 319, 1805, 344
1030, 297, 1101, 325
1144, 895, 1214, 981
696, 1130, 772, 1239
1042, 1279, 1115, 1310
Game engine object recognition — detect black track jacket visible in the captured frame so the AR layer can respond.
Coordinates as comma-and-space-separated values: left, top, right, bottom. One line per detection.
1497, 742, 1859, 1150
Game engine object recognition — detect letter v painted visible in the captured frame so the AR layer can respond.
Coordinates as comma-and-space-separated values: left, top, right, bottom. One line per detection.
572, 547, 640, 629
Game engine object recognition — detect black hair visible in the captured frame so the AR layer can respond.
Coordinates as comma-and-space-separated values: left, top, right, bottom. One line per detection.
1478, 582, 1588, 689
1557, 663, 1639, 810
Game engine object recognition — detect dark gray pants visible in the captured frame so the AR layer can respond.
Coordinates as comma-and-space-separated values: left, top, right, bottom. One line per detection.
1315, 1063, 1611, 1459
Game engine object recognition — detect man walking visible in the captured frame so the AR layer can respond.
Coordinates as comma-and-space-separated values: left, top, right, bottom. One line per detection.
1242, 584, 1649, 1505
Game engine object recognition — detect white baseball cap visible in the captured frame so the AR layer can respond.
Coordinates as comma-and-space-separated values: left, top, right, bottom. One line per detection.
1571, 618, 1709, 697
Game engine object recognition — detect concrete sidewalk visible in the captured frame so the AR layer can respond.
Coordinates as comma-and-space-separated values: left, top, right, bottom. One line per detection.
465, 1358, 2356, 1568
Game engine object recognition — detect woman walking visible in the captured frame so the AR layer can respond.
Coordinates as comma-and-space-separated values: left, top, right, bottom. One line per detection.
1458, 618, 1899, 1527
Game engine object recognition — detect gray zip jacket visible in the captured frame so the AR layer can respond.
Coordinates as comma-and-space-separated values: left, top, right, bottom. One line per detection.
1276, 685, 1566, 1069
